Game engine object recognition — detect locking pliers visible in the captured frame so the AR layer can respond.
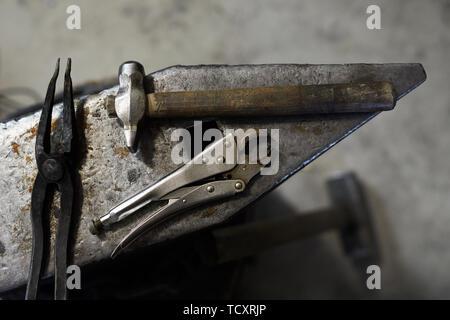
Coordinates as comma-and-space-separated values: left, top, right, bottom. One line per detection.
90, 133, 267, 258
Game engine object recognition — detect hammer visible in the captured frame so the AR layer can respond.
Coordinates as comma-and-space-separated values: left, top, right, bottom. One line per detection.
114, 61, 396, 152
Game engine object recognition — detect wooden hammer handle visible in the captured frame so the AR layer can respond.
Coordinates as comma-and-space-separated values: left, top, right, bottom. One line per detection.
146, 81, 395, 118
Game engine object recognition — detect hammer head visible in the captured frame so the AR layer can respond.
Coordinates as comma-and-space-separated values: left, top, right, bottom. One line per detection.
115, 61, 146, 152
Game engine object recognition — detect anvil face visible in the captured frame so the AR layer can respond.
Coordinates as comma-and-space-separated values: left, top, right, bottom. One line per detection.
0, 63, 425, 290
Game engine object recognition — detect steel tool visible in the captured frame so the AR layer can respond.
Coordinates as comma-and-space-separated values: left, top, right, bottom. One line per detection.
91, 132, 268, 258
26, 58, 78, 300
114, 61, 397, 152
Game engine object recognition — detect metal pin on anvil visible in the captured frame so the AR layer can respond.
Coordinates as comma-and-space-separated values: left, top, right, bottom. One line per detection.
113, 61, 397, 153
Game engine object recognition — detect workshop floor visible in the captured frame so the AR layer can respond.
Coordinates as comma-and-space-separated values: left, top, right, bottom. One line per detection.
1, 0, 449, 299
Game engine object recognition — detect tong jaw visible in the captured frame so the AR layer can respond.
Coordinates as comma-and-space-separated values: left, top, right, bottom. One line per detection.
35, 59, 59, 160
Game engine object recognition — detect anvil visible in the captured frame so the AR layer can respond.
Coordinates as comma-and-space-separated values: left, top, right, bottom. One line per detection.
0, 63, 425, 292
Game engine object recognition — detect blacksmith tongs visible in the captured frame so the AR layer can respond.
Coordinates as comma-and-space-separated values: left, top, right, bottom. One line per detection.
26, 58, 78, 300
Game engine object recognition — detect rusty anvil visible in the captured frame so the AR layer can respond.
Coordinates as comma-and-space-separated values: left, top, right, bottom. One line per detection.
0, 62, 425, 292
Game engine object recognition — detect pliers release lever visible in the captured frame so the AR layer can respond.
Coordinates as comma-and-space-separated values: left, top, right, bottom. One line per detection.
91, 133, 267, 258
26, 58, 77, 300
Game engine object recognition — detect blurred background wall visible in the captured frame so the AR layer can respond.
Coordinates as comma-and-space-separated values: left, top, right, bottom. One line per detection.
1, 0, 449, 298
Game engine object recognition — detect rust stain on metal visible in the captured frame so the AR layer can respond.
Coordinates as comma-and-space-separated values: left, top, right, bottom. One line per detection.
201, 207, 216, 218
113, 147, 129, 159
293, 124, 307, 135
51, 119, 60, 132
20, 203, 31, 212
24, 119, 59, 142
24, 125, 38, 141
21, 174, 36, 195
312, 126, 322, 136
19, 235, 32, 253
87, 146, 94, 159
104, 95, 116, 118
10, 214, 32, 253
25, 156, 33, 163
83, 107, 91, 132
11, 142, 20, 156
